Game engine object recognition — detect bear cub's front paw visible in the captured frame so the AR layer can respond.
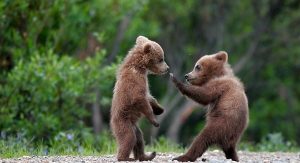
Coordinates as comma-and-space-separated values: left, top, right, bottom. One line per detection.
153, 107, 164, 115
170, 73, 181, 86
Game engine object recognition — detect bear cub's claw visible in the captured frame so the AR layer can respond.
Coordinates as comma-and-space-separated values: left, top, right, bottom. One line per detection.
170, 73, 177, 82
169, 73, 175, 81
170, 73, 181, 86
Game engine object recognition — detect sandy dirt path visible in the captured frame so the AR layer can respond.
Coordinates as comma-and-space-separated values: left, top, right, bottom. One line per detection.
1, 151, 300, 163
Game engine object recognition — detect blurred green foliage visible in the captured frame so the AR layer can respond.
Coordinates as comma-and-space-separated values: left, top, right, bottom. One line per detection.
0, 50, 116, 140
0, 0, 138, 60
0, 0, 300, 154
240, 133, 299, 152
0, 0, 122, 140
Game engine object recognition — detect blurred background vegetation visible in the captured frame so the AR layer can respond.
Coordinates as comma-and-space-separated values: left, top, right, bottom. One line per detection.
0, 0, 300, 157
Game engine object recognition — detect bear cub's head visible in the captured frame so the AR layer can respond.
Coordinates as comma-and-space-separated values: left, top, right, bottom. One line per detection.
135, 36, 169, 75
185, 51, 229, 85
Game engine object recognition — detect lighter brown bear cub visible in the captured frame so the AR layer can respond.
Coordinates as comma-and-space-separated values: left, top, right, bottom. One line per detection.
171, 51, 249, 162
110, 36, 169, 161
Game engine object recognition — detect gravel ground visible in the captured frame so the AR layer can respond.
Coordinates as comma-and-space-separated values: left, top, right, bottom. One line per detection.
1, 151, 300, 163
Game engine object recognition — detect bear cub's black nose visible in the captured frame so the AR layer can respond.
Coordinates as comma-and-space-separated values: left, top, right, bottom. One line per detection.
185, 74, 189, 79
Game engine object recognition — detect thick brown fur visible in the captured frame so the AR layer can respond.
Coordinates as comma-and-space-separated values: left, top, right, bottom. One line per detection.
170, 51, 249, 162
110, 36, 169, 161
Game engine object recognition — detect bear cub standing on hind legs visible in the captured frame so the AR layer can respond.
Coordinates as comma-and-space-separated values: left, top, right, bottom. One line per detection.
170, 51, 249, 162
110, 36, 169, 161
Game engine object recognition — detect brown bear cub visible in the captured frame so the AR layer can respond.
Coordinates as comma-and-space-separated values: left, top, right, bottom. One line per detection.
170, 51, 248, 162
110, 36, 169, 161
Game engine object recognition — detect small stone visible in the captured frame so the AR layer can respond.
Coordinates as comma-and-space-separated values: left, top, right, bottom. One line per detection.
22, 156, 31, 159
212, 149, 220, 153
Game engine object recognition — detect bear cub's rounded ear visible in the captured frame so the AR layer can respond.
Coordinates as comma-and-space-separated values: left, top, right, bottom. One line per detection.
143, 43, 152, 54
136, 35, 149, 45
215, 51, 228, 63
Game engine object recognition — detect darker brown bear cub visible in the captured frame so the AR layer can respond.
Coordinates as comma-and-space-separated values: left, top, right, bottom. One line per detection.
110, 36, 169, 161
170, 51, 249, 162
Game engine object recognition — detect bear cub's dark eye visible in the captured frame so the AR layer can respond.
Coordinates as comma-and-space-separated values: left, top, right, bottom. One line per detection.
158, 58, 164, 63
195, 65, 201, 71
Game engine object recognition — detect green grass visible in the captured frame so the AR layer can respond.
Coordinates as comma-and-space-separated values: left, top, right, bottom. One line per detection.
0, 136, 183, 158
0, 131, 117, 158
146, 137, 185, 153
239, 133, 299, 152
0, 132, 299, 158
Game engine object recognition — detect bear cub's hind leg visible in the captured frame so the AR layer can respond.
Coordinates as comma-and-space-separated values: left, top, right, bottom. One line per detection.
223, 146, 239, 162
133, 125, 156, 161
116, 124, 136, 161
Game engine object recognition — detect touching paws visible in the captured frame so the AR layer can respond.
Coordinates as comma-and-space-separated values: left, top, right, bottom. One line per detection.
170, 73, 185, 94
169, 73, 178, 83
170, 73, 182, 86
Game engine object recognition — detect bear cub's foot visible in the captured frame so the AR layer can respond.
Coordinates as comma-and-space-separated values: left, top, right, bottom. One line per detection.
138, 151, 156, 161
172, 155, 196, 162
